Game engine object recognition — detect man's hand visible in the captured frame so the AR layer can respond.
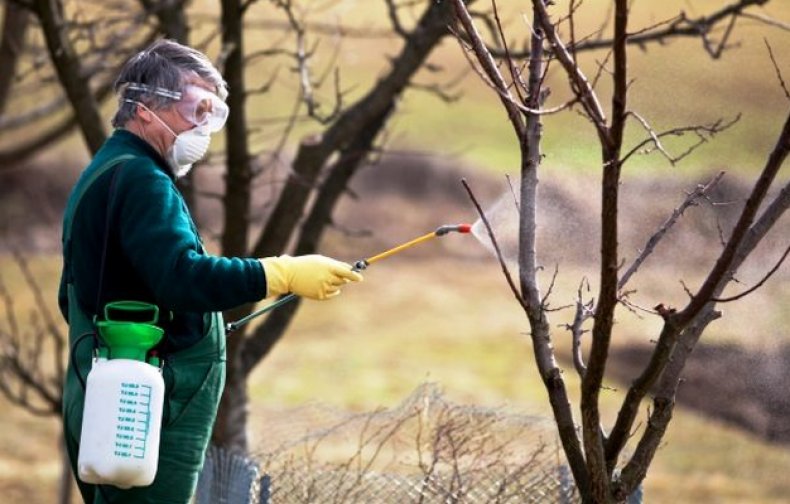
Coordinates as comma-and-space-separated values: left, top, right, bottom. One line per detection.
260, 255, 363, 300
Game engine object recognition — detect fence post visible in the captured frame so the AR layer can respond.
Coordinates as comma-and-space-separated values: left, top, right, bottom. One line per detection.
558, 465, 574, 504
195, 445, 260, 504
259, 474, 271, 504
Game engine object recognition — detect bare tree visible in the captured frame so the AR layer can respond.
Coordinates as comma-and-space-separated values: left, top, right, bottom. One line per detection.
0, 0, 161, 164
0, 251, 72, 503
214, 0, 478, 452
451, 0, 789, 502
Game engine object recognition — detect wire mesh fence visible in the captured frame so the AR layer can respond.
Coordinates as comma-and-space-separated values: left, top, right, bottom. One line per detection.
197, 383, 642, 503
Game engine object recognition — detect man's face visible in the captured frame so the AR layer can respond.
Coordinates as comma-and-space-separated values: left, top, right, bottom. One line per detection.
137, 78, 220, 152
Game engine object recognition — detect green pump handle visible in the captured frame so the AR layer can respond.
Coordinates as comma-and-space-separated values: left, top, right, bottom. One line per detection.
95, 301, 164, 362
104, 300, 160, 325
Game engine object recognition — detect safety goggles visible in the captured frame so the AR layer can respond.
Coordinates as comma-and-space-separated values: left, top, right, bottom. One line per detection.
173, 85, 229, 133
125, 83, 228, 132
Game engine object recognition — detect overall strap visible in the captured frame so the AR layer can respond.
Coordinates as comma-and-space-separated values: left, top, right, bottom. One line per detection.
63, 154, 136, 246
62, 154, 136, 318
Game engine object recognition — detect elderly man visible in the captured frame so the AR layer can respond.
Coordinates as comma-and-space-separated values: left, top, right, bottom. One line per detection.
58, 39, 362, 503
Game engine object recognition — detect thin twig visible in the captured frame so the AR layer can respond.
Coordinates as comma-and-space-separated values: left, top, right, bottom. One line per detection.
712, 243, 790, 302
764, 38, 790, 101
461, 178, 528, 311
620, 115, 741, 166
619, 171, 726, 290
565, 277, 593, 378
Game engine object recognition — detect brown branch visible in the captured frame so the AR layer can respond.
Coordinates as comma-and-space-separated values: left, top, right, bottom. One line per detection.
675, 109, 790, 325
0, 95, 69, 131
619, 172, 726, 291
461, 179, 527, 311
384, 0, 409, 38
620, 114, 741, 166
531, 0, 610, 145
579, 0, 628, 498
616, 180, 790, 497
0, 254, 64, 417
700, 10, 739, 59
712, 243, 789, 302
765, 38, 790, 101
32, 0, 107, 153
564, 277, 593, 379
450, 0, 525, 137
609, 112, 790, 483
571, 0, 772, 54
0, 27, 158, 169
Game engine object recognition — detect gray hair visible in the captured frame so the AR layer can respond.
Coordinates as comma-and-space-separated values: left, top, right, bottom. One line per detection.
112, 39, 227, 128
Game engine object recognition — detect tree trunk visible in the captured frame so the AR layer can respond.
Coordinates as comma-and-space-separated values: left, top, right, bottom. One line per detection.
137, 0, 198, 214
214, 0, 469, 451
33, 0, 106, 154
214, 0, 253, 453
0, 1, 29, 115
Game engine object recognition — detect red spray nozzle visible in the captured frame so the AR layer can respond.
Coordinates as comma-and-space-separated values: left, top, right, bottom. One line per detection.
435, 223, 473, 236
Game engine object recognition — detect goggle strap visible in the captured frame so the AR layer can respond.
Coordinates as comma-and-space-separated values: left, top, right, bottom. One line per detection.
125, 83, 182, 101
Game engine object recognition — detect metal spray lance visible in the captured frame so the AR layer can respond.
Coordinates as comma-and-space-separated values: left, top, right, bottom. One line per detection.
225, 224, 472, 333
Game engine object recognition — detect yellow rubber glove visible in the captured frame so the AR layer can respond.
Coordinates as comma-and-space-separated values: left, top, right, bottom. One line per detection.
260, 255, 363, 300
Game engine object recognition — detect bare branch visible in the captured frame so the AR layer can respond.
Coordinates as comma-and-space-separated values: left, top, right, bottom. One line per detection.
384, 0, 409, 38
490, 0, 527, 106
461, 178, 528, 312
619, 172, 726, 291
765, 38, 790, 102
564, 277, 593, 379
621, 114, 740, 166
451, 0, 526, 137
712, 243, 789, 302
700, 10, 739, 59
0, 253, 64, 417
531, 0, 610, 144
572, 0, 775, 54
741, 11, 790, 32
407, 81, 462, 103
0, 95, 69, 131
676, 109, 790, 325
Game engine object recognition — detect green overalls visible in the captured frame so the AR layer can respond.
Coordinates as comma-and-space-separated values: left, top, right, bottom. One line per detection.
59, 130, 266, 503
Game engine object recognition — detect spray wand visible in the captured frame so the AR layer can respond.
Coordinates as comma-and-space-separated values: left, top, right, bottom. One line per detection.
225, 223, 471, 333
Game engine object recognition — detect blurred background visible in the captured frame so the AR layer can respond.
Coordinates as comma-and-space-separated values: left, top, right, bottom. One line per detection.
0, 0, 788, 502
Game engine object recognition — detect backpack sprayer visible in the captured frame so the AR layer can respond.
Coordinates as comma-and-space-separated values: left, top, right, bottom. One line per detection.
225, 223, 472, 333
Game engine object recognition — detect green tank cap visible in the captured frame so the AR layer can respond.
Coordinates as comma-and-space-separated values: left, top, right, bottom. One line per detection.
96, 301, 164, 361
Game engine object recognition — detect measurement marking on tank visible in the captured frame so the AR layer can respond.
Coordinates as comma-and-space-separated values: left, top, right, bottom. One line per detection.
115, 382, 154, 460
131, 384, 153, 459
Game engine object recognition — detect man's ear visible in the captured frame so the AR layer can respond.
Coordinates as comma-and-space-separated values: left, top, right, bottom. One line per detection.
136, 103, 153, 124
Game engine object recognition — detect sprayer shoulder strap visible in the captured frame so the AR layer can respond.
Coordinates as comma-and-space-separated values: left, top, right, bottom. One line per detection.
63, 154, 136, 245
62, 153, 136, 323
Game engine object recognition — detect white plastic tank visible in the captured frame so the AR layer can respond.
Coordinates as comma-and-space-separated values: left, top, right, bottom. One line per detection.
78, 356, 164, 488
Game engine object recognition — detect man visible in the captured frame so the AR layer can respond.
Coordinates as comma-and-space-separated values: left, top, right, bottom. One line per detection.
58, 39, 362, 503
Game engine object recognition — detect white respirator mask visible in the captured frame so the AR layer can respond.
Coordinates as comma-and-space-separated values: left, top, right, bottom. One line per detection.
125, 83, 228, 178
165, 123, 212, 178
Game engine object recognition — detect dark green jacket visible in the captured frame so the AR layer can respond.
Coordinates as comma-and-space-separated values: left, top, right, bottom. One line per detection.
59, 129, 266, 351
